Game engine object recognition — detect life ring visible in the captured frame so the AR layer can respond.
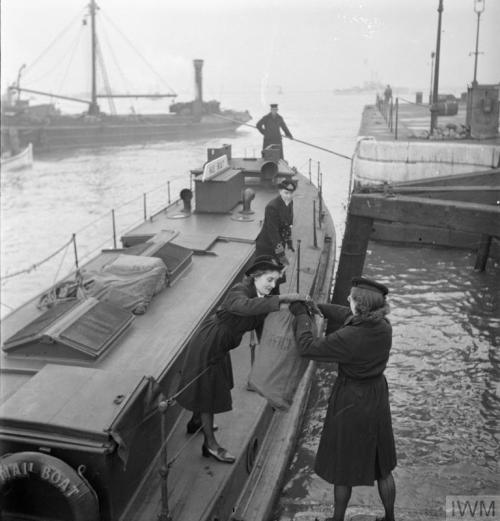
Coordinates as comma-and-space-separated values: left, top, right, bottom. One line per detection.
0, 451, 100, 521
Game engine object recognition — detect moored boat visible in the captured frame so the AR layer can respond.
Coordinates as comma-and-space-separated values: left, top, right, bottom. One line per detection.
0, 143, 33, 172
1, 0, 251, 154
0, 144, 336, 521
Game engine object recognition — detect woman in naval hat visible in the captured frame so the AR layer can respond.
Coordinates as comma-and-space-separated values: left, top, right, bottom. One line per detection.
176, 255, 307, 463
289, 276, 397, 521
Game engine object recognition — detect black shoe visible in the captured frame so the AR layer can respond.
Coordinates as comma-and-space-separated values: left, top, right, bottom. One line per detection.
186, 419, 218, 434
202, 444, 235, 464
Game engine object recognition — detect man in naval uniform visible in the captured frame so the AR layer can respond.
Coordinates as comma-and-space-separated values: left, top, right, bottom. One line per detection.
256, 104, 293, 159
255, 179, 297, 294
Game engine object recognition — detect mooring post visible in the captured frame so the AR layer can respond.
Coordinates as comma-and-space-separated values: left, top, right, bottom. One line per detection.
72, 233, 79, 269
474, 234, 492, 272
331, 212, 373, 305
296, 239, 301, 293
111, 209, 117, 249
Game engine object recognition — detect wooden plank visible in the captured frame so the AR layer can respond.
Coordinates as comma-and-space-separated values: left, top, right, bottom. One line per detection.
392, 167, 500, 187
383, 186, 500, 205
332, 214, 373, 305
349, 193, 500, 237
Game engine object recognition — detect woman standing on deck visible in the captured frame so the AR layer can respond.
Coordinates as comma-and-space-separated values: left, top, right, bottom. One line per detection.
176, 255, 307, 464
289, 277, 397, 521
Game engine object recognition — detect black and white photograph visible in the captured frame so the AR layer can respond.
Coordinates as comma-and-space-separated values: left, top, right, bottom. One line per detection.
1, 1, 499, 520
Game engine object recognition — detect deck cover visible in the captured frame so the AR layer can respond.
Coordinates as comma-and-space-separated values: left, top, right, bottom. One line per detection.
0, 364, 156, 462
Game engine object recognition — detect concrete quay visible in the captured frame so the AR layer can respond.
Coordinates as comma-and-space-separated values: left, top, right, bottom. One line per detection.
359, 100, 500, 145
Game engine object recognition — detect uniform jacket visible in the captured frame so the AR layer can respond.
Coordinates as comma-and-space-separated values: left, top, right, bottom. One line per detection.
176, 279, 280, 414
255, 195, 294, 257
256, 113, 292, 149
293, 303, 397, 485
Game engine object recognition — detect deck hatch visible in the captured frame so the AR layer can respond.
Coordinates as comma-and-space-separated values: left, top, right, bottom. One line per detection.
2, 298, 134, 361
152, 242, 192, 283
58, 301, 133, 357
1, 300, 80, 347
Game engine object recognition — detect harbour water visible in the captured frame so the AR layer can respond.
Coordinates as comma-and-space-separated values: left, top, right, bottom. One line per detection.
1, 91, 499, 519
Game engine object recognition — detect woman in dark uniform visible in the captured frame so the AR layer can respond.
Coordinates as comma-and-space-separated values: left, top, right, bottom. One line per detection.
289, 277, 397, 521
176, 255, 307, 463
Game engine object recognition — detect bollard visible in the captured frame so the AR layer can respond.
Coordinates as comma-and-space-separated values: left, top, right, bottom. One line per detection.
111, 209, 117, 249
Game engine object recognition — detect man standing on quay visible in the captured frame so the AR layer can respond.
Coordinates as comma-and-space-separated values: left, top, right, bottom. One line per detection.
256, 104, 293, 159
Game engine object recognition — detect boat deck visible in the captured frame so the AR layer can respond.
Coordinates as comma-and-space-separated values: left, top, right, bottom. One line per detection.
0, 154, 335, 521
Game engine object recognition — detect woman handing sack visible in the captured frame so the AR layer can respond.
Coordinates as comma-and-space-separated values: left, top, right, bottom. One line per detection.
175, 255, 307, 464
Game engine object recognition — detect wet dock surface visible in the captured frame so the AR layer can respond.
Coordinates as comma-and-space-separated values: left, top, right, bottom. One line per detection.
358, 100, 500, 144
274, 243, 499, 521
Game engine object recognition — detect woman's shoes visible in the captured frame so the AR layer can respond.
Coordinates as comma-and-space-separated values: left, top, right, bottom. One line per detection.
186, 418, 218, 434
202, 444, 236, 464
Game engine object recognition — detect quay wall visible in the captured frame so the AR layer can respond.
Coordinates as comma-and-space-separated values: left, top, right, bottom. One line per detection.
353, 138, 500, 185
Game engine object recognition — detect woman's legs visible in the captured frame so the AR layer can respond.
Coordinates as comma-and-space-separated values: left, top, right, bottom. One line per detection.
201, 412, 218, 449
377, 472, 396, 521
330, 485, 352, 521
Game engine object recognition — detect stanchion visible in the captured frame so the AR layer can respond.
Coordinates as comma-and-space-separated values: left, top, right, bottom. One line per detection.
111, 209, 117, 249
72, 234, 79, 269
296, 239, 301, 293
157, 400, 173, 521
143, 193, 147, 221
313, 200, 318, 249
167, 181, 171, 205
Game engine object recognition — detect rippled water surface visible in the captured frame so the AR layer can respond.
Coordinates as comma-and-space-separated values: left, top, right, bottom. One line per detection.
1, 91, 498, 520
277, 244, 499, 520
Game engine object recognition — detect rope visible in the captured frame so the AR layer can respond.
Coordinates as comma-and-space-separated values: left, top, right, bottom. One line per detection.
398, 96, 430, 108
100, 9, 177, 95
211, 113, 352, 161
52, 239, 71, 285
23, 8, 85, 80
0, 236, 74, 283
56, 26, 84, 98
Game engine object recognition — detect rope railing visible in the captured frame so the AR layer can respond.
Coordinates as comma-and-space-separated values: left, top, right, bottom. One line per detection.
1, 175, 189, 293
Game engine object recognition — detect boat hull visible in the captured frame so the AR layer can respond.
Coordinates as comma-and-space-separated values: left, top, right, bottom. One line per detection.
0, 143, 33, 171
3, 112, 251, 153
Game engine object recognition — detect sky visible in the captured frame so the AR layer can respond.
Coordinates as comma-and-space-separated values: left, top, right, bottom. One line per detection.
1, 0, 499, 102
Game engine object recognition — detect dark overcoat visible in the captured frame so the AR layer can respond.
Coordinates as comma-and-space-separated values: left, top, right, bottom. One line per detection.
176, 279, 280, 414
293, 303, 397, 486
256, 113, 292, 158
255, 195, 293, 257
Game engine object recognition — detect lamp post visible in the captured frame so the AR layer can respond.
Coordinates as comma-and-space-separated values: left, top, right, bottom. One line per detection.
472, 0, 485, 85
429, 52, 435, 105
430, 0, 444, 135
